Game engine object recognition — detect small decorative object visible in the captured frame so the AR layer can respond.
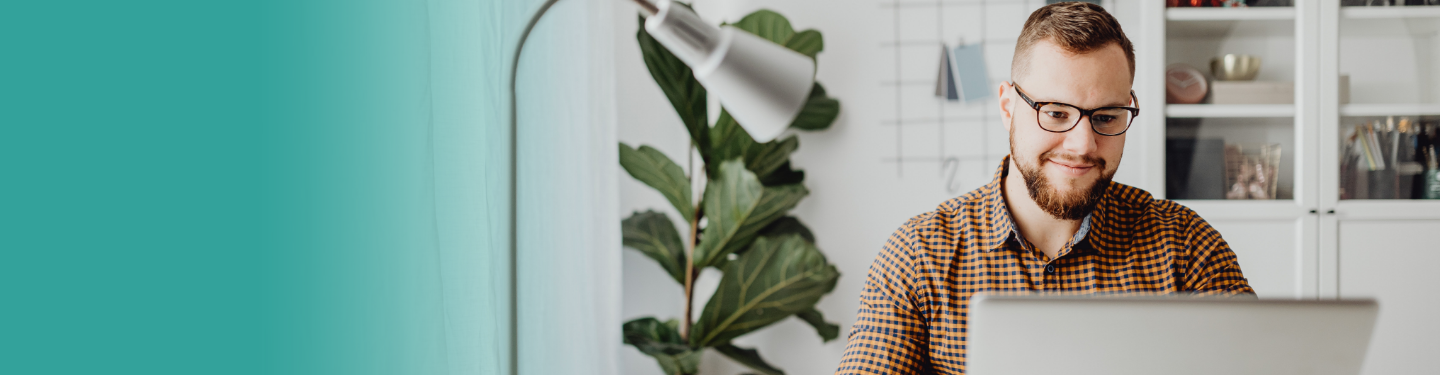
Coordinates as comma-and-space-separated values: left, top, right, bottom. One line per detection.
1249, 0, 1294, 6
1166, 64, 1208, 104
1425, 146, 1440, 199
935, 42, 991, 103
1211, 54, 1262, 81
1225, 144, 1282, 200
620, 6, 843, 375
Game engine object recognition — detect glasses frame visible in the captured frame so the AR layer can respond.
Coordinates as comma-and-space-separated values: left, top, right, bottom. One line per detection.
1013, 83, 1140, 136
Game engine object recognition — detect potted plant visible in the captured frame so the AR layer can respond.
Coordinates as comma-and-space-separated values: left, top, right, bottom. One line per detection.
619, 6, 843, 375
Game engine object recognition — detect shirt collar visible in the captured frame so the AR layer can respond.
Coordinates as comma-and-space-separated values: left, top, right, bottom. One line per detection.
981, 155, 1095, 253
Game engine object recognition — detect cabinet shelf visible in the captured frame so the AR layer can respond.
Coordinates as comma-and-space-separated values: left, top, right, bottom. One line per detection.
1339, 104, 1440, 117
1166, 104, 1296, 118
1341, 6, 1440, 19
1166, 7, 1296, 21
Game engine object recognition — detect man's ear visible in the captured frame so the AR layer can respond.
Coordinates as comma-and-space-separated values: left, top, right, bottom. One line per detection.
998, 81, 1015, 133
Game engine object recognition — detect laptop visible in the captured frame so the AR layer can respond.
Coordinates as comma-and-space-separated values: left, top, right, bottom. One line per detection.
967, 294, 1379, 375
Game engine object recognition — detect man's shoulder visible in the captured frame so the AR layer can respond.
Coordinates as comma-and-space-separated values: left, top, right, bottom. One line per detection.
1102, 182, 1206, 233
903, 186, 993, 230
886, 186, 996, 256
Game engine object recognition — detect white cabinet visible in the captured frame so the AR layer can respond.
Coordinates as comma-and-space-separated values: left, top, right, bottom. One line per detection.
1139, 2, 1440, 372
1337, 220, 1440, 375
1139, 2, 1322, 299
1321, 6, 1440, 373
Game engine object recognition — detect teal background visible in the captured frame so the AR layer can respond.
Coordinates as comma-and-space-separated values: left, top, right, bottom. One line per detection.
2, 0, 540, 373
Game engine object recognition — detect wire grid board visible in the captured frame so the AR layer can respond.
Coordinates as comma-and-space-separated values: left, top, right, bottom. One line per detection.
878, 0, 1098, 194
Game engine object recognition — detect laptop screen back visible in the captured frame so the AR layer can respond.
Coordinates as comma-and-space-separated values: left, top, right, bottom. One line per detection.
967, 295, 1378, 375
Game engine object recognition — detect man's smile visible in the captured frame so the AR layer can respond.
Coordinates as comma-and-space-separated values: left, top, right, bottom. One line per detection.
1047, 158, 1095, 177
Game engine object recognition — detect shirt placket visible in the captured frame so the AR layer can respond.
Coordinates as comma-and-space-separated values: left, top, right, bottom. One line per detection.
1043, 257, 1060, 290
1016, 237, 1074, 291
1044, 243, 1077, 290
1012, 238, 1049, 291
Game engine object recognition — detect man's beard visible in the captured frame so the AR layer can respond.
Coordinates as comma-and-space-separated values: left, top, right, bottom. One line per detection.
1009, 128, 1115, 221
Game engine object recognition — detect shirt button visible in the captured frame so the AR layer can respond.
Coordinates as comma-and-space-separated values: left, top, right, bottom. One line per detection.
1045, 264, 1056, 273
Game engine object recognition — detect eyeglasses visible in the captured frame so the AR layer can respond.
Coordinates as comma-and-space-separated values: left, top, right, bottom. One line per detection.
1013, 83, 1139, 136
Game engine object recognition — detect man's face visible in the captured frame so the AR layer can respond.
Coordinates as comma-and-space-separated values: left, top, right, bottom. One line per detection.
999, 40, 1132, 220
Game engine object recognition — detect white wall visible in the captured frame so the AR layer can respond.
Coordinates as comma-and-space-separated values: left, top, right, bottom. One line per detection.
615, 1, 1146, 374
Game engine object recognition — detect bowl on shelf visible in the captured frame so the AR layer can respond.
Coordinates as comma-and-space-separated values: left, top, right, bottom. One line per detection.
1210, 54, 1262, 81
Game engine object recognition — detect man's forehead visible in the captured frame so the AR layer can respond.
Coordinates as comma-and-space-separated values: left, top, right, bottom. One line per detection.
1017, 41, 1132, 105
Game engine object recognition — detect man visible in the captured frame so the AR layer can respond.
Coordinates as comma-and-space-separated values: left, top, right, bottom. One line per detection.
834, 3, 1253, 374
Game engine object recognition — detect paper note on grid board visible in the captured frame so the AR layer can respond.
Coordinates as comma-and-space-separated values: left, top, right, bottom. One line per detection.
935, 43, 992, 103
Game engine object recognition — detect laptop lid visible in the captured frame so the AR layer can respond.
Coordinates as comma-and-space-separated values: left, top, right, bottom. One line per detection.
967, 294, 1378, 375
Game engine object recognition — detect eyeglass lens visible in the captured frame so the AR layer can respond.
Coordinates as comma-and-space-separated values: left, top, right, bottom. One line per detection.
1036, 103, 1133, 135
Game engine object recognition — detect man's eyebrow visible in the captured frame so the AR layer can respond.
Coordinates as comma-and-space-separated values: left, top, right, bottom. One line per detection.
1102, 94, 1135, 108
1043, 99, 1132, 108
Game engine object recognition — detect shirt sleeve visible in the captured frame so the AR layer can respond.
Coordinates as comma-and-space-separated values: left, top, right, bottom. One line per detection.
1181, 214, 1257, 296
834, 222, 929, 375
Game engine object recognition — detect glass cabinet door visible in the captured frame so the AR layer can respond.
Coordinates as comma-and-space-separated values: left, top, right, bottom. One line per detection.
1334, 4, 1440, 200
1162, 4, 1303, 202
1154, 2, 1318, 299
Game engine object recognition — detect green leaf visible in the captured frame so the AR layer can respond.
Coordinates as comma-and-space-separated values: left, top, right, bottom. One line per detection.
730, 10, 794, 45
716, 343, 785, 375
795, 307, 841, 342
710, 111, 800, 182
759, 162, 805, 186
735, 216, 814, 258
788, 83, 840, 131
693, 160, 808, 269
637, 12, 710, 160
784, 29, 823, 58
624, 317, 703, 375
757, 216, 815, 244
706, 110, 748, 178
622, 210, 687, 284
619, 143, 693, 219
691, 234, 839, 347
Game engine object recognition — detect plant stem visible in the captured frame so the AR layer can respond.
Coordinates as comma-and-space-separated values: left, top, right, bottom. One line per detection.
681, 141, 697, 341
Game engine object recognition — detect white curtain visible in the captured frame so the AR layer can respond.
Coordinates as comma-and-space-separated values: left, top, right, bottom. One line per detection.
450, 0, 619, 374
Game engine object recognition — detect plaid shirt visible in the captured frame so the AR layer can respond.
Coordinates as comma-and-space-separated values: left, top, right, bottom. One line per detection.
835, 156, 1253, 375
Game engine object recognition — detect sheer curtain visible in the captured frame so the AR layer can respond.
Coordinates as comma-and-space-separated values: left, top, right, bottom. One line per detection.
461, 0, 619, 374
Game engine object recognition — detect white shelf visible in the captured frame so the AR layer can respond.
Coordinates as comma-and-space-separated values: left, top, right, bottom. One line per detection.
1176, 200, 1440, 221
1166, 104, 1296, 118
1341, 6, 1440, 19
1166, 7, 1296, 21
1339, 104, 1440, 117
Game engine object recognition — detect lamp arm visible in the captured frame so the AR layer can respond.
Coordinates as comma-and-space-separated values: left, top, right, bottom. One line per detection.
632, 0, 658, 16
508, 1, 560, 374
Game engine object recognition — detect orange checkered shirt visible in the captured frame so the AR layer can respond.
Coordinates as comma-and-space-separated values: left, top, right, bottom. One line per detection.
834, 156, 1254, 375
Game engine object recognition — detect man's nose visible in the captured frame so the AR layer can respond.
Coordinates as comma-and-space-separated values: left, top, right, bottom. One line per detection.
1062, 115, 1099, 157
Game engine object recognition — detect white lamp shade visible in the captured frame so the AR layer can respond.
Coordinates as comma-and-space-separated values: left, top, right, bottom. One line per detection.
644, 0, 815, 143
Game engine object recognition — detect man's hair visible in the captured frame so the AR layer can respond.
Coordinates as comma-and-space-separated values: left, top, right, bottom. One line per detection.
1011, 2, 1135, 84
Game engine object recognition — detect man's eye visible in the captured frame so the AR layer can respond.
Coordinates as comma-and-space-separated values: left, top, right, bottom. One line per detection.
1045, 111, 1068, 119
1093, 115, 1116, 124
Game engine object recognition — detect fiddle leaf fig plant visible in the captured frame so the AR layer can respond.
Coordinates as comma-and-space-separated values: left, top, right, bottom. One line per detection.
620, 7, 841, 375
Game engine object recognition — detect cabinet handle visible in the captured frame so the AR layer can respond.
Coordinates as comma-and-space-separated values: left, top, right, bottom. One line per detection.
1309, 209, 1318, 214
1327, 209, 1336, 215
